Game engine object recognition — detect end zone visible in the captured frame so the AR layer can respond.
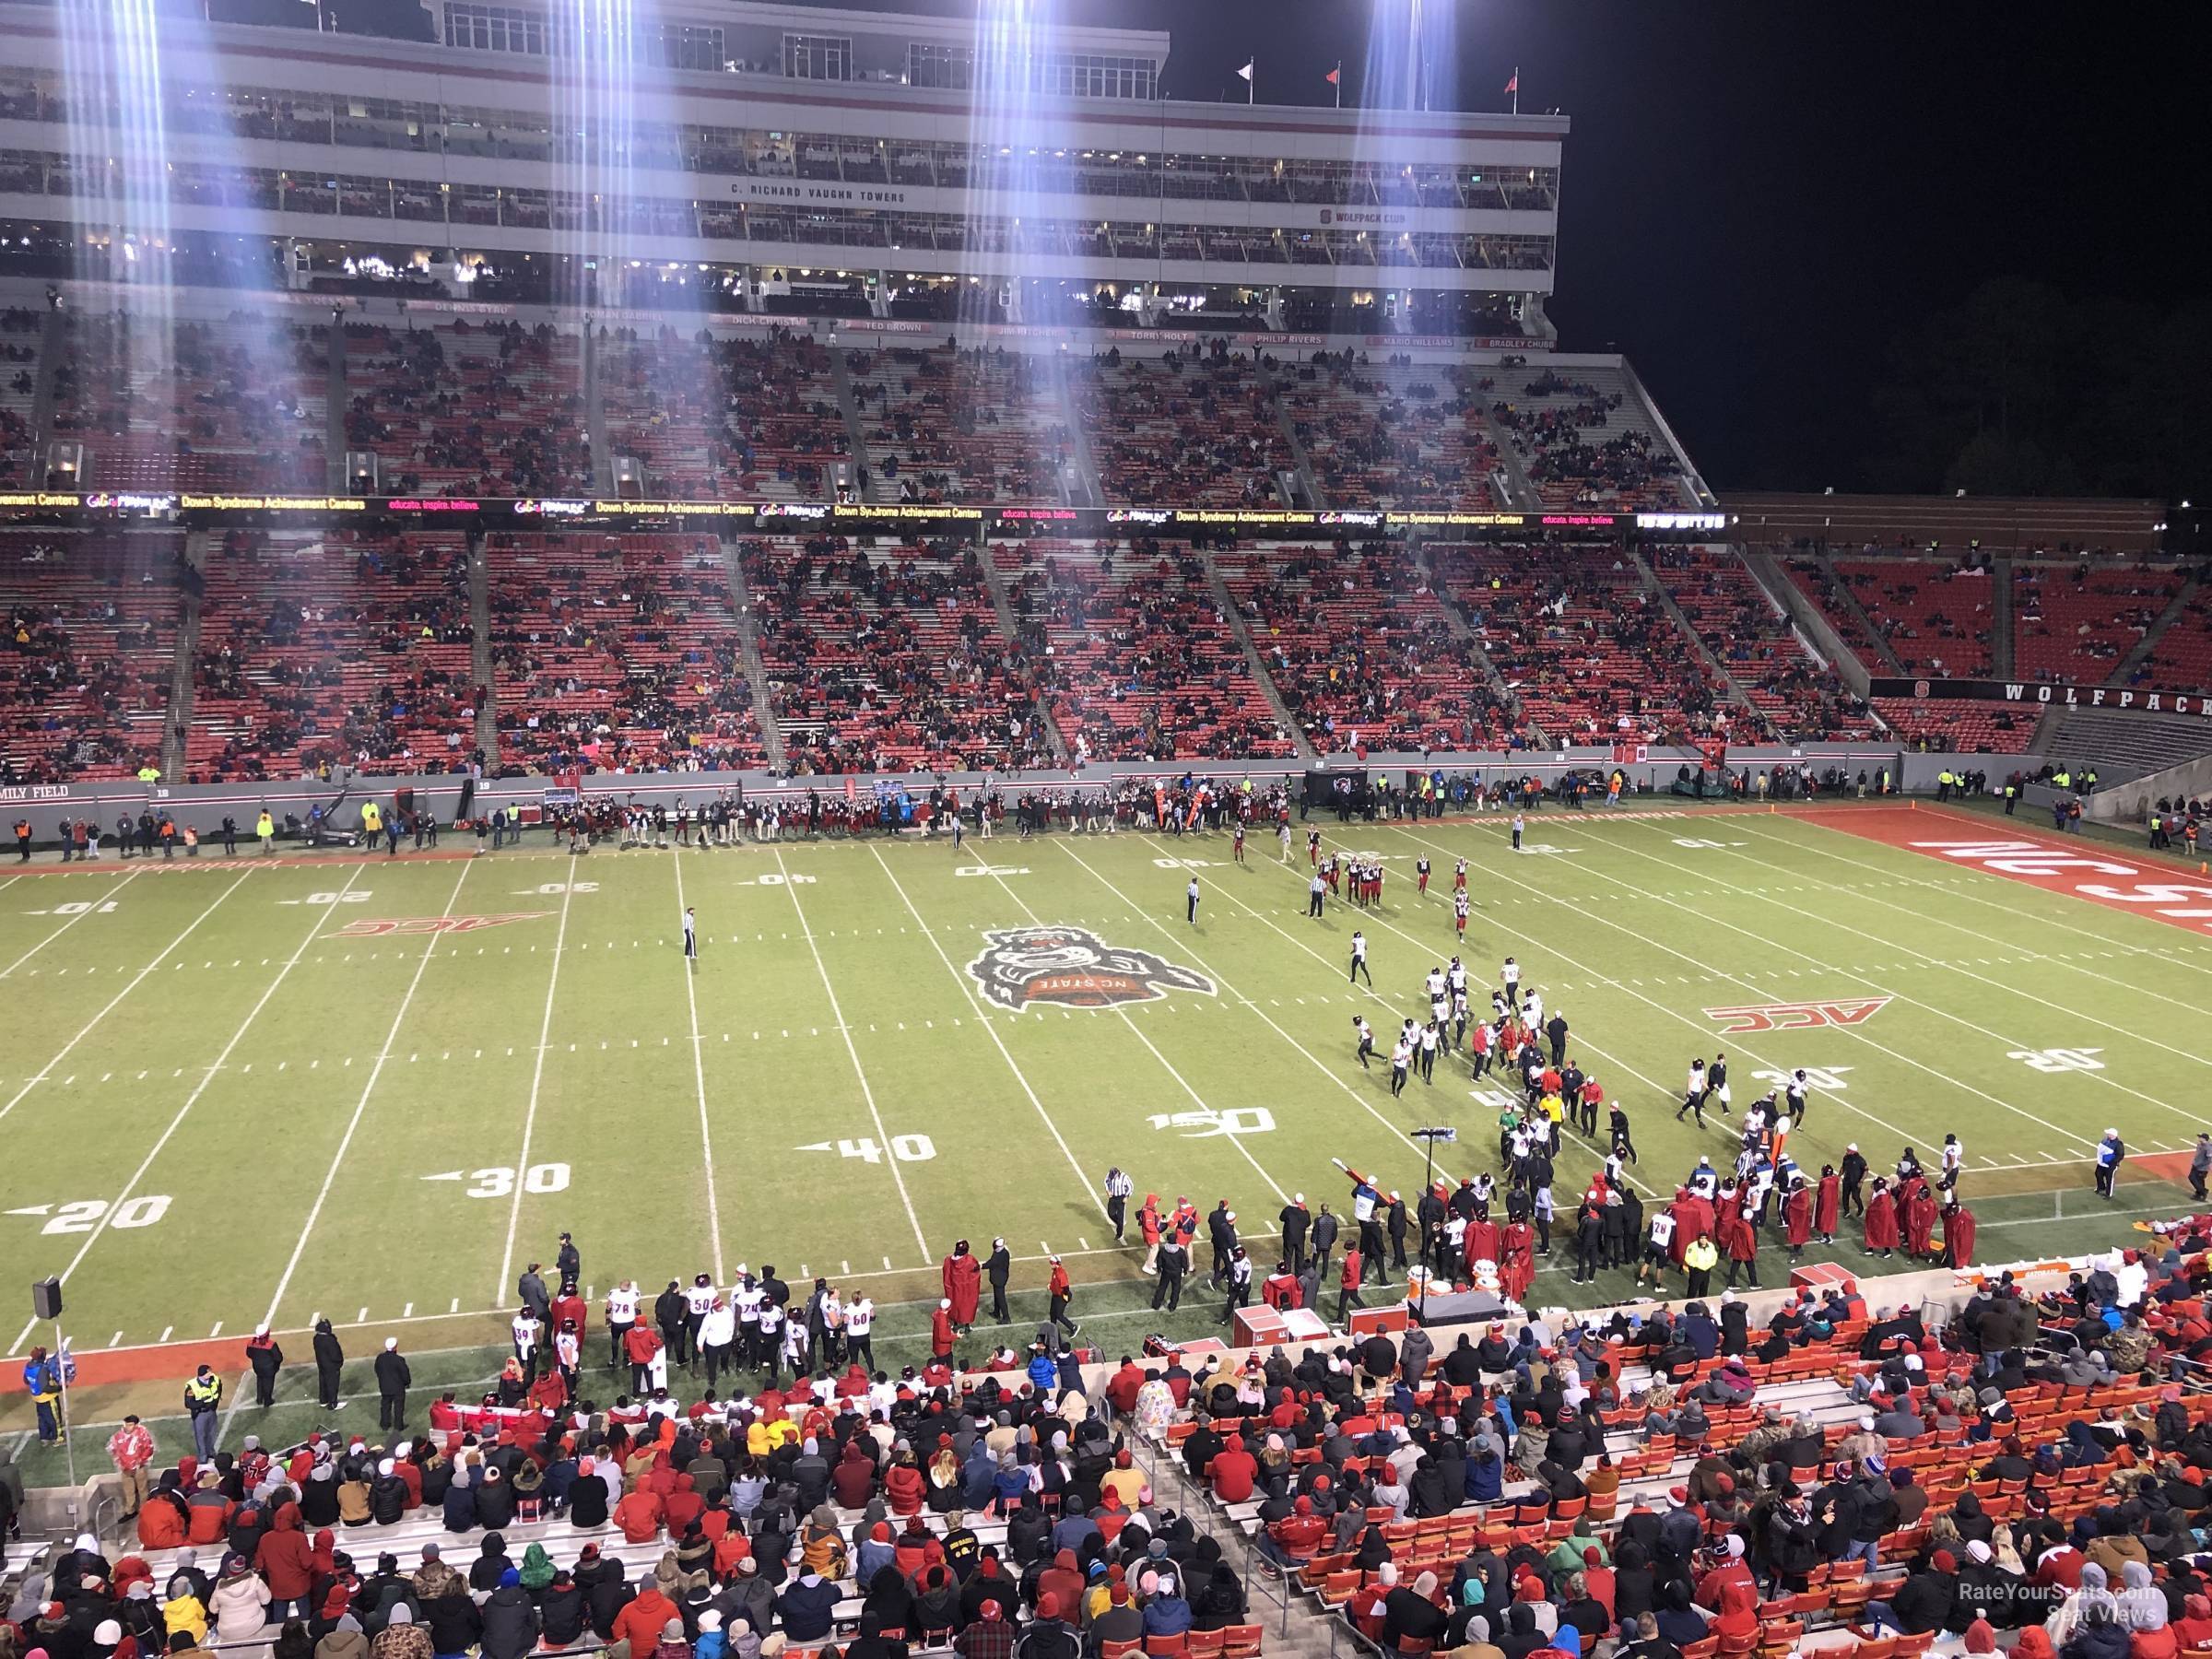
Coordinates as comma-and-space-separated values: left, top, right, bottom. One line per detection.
1803, 805, 2212, 938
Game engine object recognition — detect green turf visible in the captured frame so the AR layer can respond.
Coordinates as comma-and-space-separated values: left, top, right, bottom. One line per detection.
5, 802, 2210, 1480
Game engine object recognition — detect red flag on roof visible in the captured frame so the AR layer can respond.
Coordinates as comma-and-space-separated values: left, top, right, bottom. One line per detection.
1324, 66, 1340, 85
1503, 71, 1519, 94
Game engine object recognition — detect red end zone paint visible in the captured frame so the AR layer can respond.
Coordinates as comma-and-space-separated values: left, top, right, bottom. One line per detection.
1806, 806, 2212, 937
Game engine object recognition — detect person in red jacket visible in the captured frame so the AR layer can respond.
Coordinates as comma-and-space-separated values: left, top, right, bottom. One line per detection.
1138, 1195, 1163, 1274
1814, 1166, 1842, 1245
136, 1475, 189, 1550
1902, 1180, 1938, 1261
625, 1323, 664, 1394
614, 1482, 665, 1544
1941, 1200, 1977, 1267
942, 1241, 982, 1331
1863, 1179, 1900, 1258
929, 1299, 957, 1367
1210, 1434, 1257, 1504
1336, 1246, 1364, 1322
1783, 1179, 1813, 1262
1720, 1202, 1759, 1289
254, 1502, 316, 1619
1264, 1495, 1327, 1566
1500, 1220, 1535, 1301
611, 1584, 679, 1653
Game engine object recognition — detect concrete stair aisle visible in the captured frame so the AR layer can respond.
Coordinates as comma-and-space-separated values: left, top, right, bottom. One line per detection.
975, 537, 1072, 764
1740, 547, 1873, 698
1634, 547, 1764, 728
159, 530, 211, 780
465, 530, 499, 766
1414, 536, 1547, 745
324, 322, 348, 491
2108, 574, 2202, 686
1205, 547, 1315, 760
1989, 557, 2014, 678
584, 325, 609, 495
1262, 360, 1326, 508
1811, 551, 1907, 674
1051, 357, 1104, 508
828, 348, 873, 501
720, 534, 788, 772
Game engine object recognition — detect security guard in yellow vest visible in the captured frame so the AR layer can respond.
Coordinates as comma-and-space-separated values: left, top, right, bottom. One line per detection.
184, 1364, 223, 1459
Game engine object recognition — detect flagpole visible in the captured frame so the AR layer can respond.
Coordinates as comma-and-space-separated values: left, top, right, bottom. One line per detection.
1249, 53, 1255, 104
1512, 65, 1520, 116
1334, 60, 1342, 109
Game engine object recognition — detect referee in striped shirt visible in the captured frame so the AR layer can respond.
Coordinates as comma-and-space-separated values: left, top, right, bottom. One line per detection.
1104, 1166, 1134, 1241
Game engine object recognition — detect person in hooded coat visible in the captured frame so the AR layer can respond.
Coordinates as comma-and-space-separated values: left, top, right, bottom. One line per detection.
256, 1504, 317, 1619
537, 1571, 586, 1649
468, 1535, 513, 1594
1944, 1202, 1979, 1267
316, 1611, 369, 1659
211, 1559, 276, 1659
1864, 1181, 1900, 1256
478, 1571, 538, 1659
942, 1244, 982, 1330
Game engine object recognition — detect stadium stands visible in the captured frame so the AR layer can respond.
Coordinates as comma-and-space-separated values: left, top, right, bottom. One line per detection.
2134, 582, 2212, 692
344, 320, 590, 497
0, 528, 182, 782
1002, 538, 1297, 761
706, 332, 848, 502
1430, 544, 1725, 745
1484, 365, 1695, 510
601, 326, 723, 499
1870, 699, 2037, 754
1820, 559, 1995, 677
486, 531, 766, 774
49, 312, 329, 492
2011, 561, 2184, 684
1654, 547, 1877, 743
1216, 541, 1513, 751
1278, 359, 1503, 510
743, 535, 1046, 773
1078, 349, 1292, 507
847, 344, 1074, 506
0, 303, 40, 487
187, 527, 479, 781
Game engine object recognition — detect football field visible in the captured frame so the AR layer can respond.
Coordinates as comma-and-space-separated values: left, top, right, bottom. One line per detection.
4, 798, 2209, 1474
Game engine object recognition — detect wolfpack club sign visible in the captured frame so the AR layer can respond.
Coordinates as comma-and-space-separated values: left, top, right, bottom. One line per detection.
333, 912, 549, 937
1703, 996, 1893, 1034
968, 925, 1216, 1011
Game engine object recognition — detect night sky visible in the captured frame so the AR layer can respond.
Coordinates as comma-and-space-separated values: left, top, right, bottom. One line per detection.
337, 0, 2212, 492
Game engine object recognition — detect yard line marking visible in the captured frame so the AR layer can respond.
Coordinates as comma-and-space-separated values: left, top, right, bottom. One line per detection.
159, 1325, 172, 1343
1734, 814, 2212, 1043
867, 845, 1104, 1220
0, 868, 251, 1126
1621, 821, 2200, 1132
494, 856, 577, 1304
1057, 842, 1446, 1198
671, 851, 726, 1284
262, 860, 476, 1333
773, 848, 929, 1262
1, 866, 143, 979
1386, 823, 2088, 1156
3, 864, 365, 1357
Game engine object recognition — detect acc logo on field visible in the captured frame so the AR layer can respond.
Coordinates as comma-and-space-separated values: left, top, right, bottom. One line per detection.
333, 912, 549, 937
1702, 996, 1892, 1034
967, 924, 1217, 1011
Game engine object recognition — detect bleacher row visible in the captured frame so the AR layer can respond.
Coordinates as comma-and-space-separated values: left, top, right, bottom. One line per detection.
1149, 1318, 2212, 1659
13, 526, 2212, 783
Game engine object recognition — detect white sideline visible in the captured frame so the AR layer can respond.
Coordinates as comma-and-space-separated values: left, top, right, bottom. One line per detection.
772, 847, 930, 1262
0, 865, 143, 978
263, 861, 475, 1332
0, 867, 251, 1127
865, 844, 1104, 1219
4, 865, 364, 1357
494, 857, 576, 1303
672, 850, 727, 1285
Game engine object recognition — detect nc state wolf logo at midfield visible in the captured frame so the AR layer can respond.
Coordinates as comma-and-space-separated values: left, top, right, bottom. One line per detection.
1703, 996, 1893, 1034
333, 912, 549, 938
967, 925, 1216, 1011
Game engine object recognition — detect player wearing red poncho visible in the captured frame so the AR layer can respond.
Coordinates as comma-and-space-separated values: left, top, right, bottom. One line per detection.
1863, 1179, 1900, 1257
